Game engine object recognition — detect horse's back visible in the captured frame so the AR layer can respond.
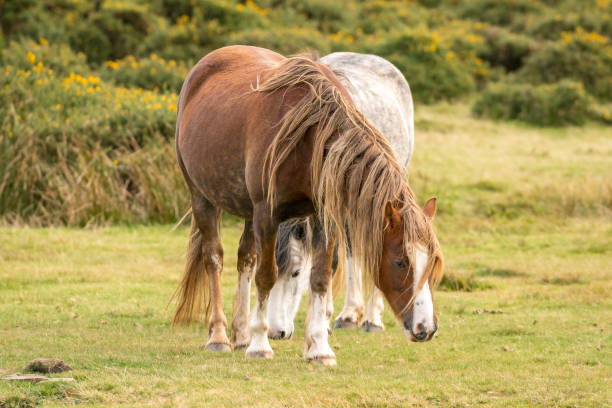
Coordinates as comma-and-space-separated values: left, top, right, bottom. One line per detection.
320, 52, 414, 171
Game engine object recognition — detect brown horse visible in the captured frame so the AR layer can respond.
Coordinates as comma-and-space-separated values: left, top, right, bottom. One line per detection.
172, 45, 443, 365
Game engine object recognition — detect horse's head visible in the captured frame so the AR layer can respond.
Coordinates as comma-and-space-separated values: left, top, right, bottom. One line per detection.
378, 197, 443, 342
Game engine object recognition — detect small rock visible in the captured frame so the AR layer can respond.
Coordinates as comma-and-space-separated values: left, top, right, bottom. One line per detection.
503, 346, 509, 352
134, 322, 143, 329
70, 312, 78, 319
24, 358, 72, 373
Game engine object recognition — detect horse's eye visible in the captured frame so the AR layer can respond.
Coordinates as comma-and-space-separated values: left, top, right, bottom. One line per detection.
394, 259, 408, 269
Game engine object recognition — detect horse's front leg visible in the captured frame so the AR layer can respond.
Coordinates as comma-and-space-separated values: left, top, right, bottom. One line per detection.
305, 217, 337, 365
245, 205, 278, 358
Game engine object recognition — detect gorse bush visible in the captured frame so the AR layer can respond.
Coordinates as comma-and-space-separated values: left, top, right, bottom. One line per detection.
0, 40, 183, 225
1, 38, 89, 77
368, 23, 489, 102
472, 81, 592, 126
457, 0, 543, 26
514, 3, 612, 40
518, 28, 612, 101
101, 54, 189, 93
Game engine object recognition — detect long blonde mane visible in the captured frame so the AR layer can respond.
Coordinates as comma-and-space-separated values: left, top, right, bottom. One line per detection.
256, 55, 443, 309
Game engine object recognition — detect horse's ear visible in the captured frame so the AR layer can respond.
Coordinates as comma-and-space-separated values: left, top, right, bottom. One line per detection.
423, 197, 437, 220
385, 201, 400, 229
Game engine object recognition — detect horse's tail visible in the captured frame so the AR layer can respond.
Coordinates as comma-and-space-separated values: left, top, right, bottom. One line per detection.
172, 216, 210, 326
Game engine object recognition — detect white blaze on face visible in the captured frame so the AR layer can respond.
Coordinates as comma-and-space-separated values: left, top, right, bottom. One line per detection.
267, 276, 288, 337
405, 247, 435, 338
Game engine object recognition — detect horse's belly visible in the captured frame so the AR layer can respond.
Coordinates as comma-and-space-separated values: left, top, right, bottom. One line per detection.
199, 170, 253, 219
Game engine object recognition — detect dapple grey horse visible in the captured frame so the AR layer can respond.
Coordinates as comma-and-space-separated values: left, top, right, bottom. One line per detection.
267, 52, 415, 339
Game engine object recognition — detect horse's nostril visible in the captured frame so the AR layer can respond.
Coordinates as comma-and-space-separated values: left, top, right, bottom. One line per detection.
413, 323, 428, 340
279, 330, 285, 338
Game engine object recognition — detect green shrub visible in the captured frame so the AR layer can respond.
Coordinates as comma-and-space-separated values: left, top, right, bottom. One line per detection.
476, 26, 534, 71
69, 4, 152, 64
355, 1, 430, 35
0, 0, 38, 35
296, 0, 354, 33
472, 80, 592, 125
227, 26, 331, 55
518, 28, 612, 101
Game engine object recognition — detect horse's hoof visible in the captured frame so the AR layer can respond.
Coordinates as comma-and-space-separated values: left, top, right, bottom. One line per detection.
232, 342, 249, 351
268, 330, 292, 340
333, 317, 358, 329
309, 356, 337, 366
205, 343, 232, 352
246, 350, 274, 359
361, 321, 384, 333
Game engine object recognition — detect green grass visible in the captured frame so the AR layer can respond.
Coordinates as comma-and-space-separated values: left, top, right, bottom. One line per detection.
1, 105, 611, 407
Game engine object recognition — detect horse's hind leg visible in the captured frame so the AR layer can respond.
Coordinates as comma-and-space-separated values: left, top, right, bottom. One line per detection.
192, 197, 231, 352
231, 221, 256, 350
305, 217, 336, 365
361, 287, 385, 332
333, 251, 364, 329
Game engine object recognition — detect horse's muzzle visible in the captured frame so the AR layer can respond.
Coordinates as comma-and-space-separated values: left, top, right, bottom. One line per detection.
403, 316, 437, 342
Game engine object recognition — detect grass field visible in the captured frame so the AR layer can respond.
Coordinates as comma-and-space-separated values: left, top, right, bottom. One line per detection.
1, 104, 610, 407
